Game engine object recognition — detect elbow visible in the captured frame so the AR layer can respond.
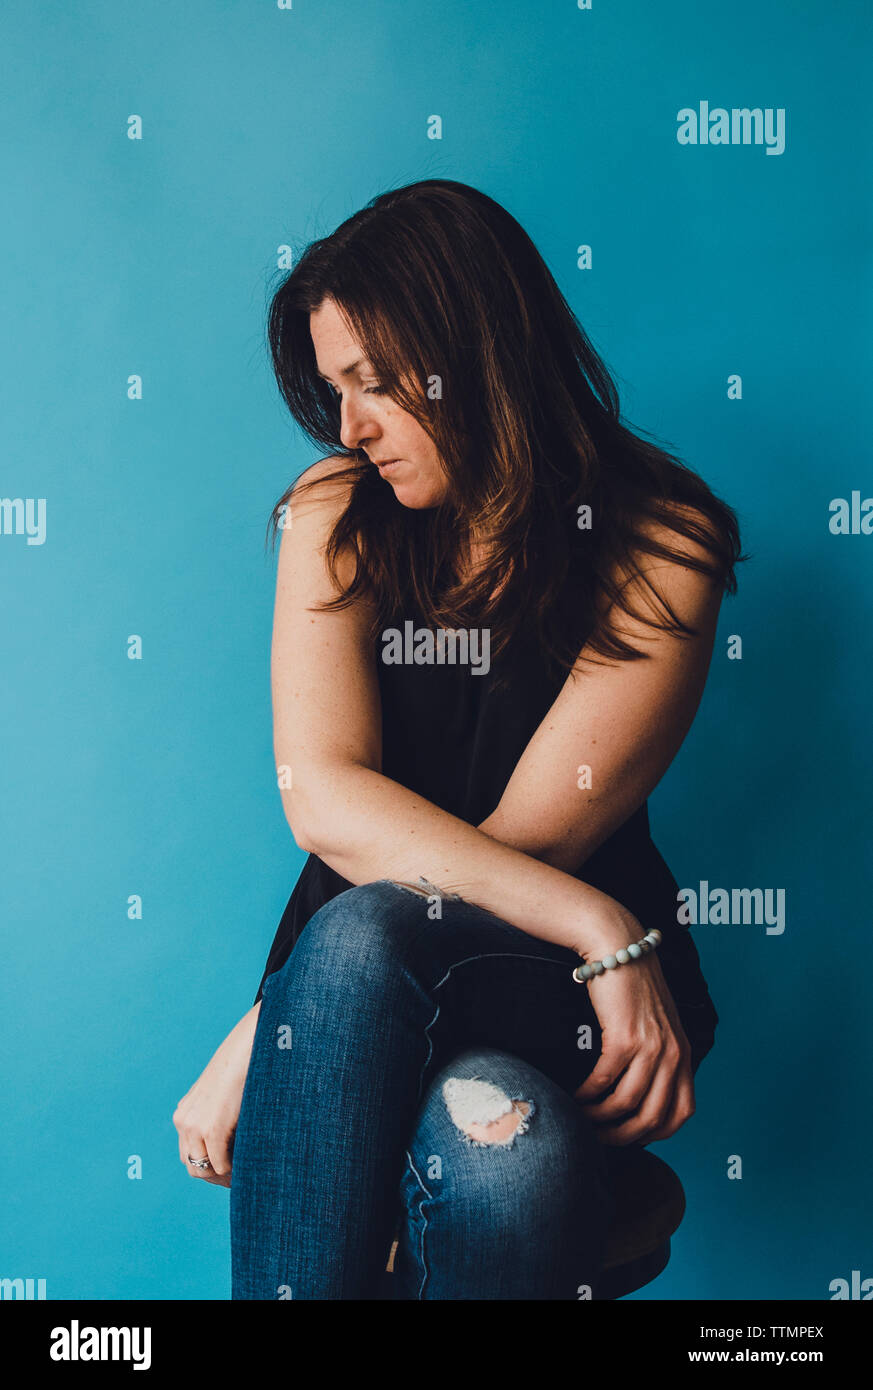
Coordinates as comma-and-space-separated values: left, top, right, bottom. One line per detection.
289, 810, 327, 858
276, 756, 377, 861
289, 817, 319, 856
479, 813, 583, 873
530, 839, 585, 873
279, 789, 322, 856
279, 774, 351, 860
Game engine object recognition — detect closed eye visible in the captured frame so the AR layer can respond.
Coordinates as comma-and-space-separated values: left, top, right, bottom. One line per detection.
327, 384, 387, 398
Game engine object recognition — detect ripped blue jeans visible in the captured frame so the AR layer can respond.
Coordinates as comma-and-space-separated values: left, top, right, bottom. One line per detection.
230, 879, 707, 1300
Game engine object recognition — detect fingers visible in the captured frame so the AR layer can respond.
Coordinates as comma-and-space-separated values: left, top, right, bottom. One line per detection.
182, 1137, 231, 1187
643, 1068, 696, 1144
173, 1104, 233, 1188
203, 1129, 233, 1184
579, 1048, 660, 1121
576, 1030, 694, 1144
593, 1051, 682, 1145
194, 1166, 231, 1189
581, 1025, 680, 1120
575, 1044, 633, 1101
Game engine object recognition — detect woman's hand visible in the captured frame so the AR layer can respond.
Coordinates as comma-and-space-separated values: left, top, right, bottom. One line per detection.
573, 909, 694, 1145
172, 1002, 261, 1187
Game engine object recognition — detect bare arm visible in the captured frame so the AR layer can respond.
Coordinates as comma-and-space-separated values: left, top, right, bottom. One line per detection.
273, 462, 720, 961
477, 517, 724, 870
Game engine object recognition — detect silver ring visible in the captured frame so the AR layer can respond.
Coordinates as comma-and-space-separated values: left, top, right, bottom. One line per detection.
187, 1153, 212, 1170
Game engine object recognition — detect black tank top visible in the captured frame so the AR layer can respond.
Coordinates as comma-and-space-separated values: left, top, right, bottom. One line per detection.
255, 595, 719, 1053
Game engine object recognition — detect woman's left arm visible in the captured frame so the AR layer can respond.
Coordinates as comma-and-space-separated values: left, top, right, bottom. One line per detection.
478, 525, 725, 871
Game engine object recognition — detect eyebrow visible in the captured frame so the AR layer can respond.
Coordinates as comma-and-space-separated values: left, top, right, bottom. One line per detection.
316, 358, 369, 383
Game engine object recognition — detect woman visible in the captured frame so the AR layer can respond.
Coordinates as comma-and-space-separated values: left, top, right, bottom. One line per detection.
173, 179, 742, 1300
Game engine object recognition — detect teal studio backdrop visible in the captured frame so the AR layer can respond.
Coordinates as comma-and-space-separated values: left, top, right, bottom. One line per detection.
1, 0, 871, 1301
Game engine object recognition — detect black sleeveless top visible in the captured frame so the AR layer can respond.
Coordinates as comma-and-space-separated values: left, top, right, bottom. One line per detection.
255, 597, 719, 1058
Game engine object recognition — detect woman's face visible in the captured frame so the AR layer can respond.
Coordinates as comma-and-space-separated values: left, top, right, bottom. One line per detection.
310, 297, 448, 510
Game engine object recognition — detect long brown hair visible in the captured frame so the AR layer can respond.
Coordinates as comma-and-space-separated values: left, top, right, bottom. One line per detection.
265, 178, 744, 686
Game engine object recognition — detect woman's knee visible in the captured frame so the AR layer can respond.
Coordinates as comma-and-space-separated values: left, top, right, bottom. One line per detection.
395, 1050, 613, 1298
439, 1054, 535, 1148
408, 1048, 607, 1213
266, 879, 432, 998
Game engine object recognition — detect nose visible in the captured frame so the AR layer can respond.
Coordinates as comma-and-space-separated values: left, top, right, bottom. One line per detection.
338, 393, 380, 453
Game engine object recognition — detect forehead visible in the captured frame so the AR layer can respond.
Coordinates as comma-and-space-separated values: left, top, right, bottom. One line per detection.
310, 299, 362, 356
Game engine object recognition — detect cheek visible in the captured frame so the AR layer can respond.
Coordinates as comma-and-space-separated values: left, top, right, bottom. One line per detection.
385, 408, 447, 497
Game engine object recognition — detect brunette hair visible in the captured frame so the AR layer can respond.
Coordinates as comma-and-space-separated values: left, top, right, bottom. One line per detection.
265, 178, 743, 684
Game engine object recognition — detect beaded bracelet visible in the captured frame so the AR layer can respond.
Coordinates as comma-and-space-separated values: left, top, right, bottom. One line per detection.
572, 928, 662, 983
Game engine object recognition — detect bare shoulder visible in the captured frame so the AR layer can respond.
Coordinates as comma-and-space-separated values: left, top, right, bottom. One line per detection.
284, 454, 358, 519
636, 501, 725, 571
277, 454, 361, 594
280, 455, 358, 542
608, 502, 726, 633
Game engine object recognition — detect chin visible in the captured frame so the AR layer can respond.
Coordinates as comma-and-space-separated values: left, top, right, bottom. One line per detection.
389, 482, 444, 509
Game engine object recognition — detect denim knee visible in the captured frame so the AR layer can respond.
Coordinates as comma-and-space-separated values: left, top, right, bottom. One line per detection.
396, 1048, 613, 1299
405, 1047, 608, 1215
263, 879, 434, 1003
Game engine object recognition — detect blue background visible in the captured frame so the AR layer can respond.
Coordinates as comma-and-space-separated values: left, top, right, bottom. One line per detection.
1, 0, 870, 1300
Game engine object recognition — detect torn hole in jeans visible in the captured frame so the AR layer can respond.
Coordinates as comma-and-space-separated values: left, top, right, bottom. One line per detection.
442, 1075, 534, 1149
